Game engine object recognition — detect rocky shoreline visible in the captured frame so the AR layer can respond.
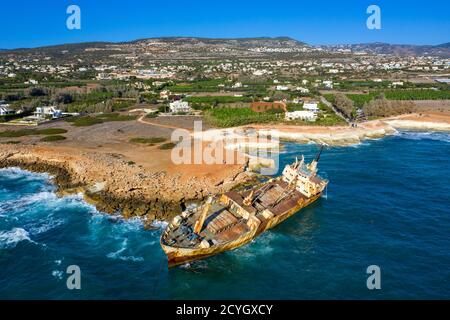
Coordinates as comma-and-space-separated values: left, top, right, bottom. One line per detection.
245, 120, 398, 146
0, 145, 252, 225
0, 157, 183, 223
2, 114, 448, 225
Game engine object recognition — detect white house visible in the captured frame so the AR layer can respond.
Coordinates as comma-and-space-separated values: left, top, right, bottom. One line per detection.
25, 79, 39, 85
323, 80, 333, 89
169, 100, 191, 113
34, 106, 63, 119
303, 102, 320, 113
285, 110, 317, 122
295, 87, 310, 94
276, 85, 289, 91
160, 90, 171, 100
0, 104, 15, 116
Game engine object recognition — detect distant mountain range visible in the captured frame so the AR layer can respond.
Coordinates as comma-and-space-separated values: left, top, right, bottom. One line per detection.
1, 37, 449, 58
326, 42, 450, 57
0, 37, 315, 62
3, 37, 307, 52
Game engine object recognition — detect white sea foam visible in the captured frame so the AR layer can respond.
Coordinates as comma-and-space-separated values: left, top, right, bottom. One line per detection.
0, 228, 35, 248
106, 239, 144, 262
51, 270, 63, 280
0, 167, 52, 181
22, 191, 58, 203
0, 191, 91, 222
117, 255, 144, 262
397, 131, 450, 143
91, 212, 145, 231
180, 260, 208, 272
28, 217, 66, 235
349, 141, 371, 148
150, 220, 168, 229
1, 192, 54, 211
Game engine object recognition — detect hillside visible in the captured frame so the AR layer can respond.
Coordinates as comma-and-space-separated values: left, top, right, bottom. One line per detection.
0, 36, 314, 63
326, 42, 450, 57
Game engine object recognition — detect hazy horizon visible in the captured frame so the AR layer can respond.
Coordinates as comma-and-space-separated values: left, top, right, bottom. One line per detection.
1, 0, 449, 49
1, 35, 449, 51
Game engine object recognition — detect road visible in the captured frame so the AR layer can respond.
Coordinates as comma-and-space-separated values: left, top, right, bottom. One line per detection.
320, 96, 351, 125
137, 114, 194, 132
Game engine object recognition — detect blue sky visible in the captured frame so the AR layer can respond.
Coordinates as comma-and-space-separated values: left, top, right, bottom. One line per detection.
0, 0, 448, 49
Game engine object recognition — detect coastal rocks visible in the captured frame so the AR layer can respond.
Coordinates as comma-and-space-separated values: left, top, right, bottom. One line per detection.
83, 190, 182, 221
0, 157, 80, 190
248, 156, 275, 172
384, 120, 450, 131
88, 181, 107, 193
251, 122, 398, 146
0, 144, 251, 223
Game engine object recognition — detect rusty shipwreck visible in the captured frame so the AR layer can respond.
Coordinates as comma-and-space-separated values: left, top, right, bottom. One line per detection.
160, 146, 329, 267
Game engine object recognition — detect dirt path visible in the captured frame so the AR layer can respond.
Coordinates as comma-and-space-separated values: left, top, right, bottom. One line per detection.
137, 114, 194, 132
320, 96, 351, 125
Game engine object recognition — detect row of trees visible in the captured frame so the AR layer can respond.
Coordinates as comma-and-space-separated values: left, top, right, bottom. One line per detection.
362, 95, 416, 118
333, 93, 356, 119
1, 85, 141, 114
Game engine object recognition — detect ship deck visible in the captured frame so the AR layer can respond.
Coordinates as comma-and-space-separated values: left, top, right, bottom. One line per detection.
162, 203, 251, 249
163, 179, 312, 250
227, 179, 307, 217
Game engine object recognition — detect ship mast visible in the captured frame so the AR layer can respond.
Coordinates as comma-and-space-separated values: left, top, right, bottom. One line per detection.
194, 196, 213, 235
315, 144, 324, 163
308, 144, 324, 174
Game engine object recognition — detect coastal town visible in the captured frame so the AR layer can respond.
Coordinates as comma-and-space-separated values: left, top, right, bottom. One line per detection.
0, 37, 449, 222
1, 0, 450, 303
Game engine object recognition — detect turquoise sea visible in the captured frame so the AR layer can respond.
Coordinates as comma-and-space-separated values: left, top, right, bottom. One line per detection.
0, 131, 449, 299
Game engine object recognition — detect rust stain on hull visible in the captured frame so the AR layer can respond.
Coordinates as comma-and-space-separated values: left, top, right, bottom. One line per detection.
160, 149, 328, 268
161, 192, 322, 268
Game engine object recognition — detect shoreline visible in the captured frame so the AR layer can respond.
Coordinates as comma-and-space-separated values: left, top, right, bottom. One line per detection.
1, 112, 449, 223
0, 158, 179, 224
236, 113, 450, 146
0, 145, 253, 225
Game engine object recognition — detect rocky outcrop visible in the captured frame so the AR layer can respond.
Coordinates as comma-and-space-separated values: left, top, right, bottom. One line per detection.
0, 145, 252, 223
384, 120, 450, 131
257, 123, 398, 146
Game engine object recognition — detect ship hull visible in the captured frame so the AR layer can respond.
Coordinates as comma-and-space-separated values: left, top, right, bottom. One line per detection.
161, 192, 322, 268
161, 226, 259, 267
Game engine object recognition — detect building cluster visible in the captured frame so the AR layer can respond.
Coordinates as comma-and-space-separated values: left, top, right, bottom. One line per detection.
285, 101, 320, 122
249, 100, 320, 122
169, 100, 192, 113
1, 47, 448, 85
0, 100, 15, 116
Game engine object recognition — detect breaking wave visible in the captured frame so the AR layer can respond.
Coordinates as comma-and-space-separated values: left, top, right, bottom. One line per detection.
149, 220, 168, 229
106, 239, 145, 262
0, 167, 52, 182
397, 131, 450, 143
28, 216, 66, 235
0, 228, 35, 249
